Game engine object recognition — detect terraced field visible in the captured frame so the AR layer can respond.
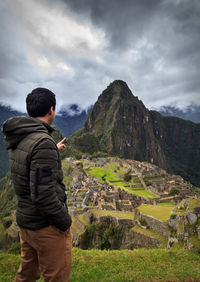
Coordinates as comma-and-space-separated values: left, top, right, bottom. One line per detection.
138, 204, 174, 222
83, 160, 158, 198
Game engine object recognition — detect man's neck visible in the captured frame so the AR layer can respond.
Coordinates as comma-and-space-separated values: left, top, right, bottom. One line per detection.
36, 116, 51, 125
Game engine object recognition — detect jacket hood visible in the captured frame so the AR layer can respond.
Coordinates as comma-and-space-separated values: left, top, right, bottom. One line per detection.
2, 116, 54, 150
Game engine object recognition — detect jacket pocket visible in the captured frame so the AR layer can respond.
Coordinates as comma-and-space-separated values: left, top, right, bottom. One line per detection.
35, 164, 53, 197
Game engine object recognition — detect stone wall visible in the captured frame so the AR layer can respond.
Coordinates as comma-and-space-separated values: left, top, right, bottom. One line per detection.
122, 230, 161, 249
83, 211, 134, 229
73, 210, 162, 249
134, 209, 169, 236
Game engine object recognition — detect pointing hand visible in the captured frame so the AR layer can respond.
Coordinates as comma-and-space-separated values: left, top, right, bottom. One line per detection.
57, 137, 67, 152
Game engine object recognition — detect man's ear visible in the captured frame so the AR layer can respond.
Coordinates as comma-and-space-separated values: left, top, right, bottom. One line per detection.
48, 106, 54, 115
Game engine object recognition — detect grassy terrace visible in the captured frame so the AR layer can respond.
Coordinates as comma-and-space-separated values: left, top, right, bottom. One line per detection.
157, 202, 175, 206
71, 213, 91, 236
62, 160, 74, 186
71, 219, 85, 235
85, 163, 158, 199
1, 248, 200, 281
125, 188, 158, 198
89, 209, 134, 219
105, 162, 125, 173
71, 209, 135, 236
143, 174, 164, 180
85, 166, 121, 182
143, 174, 165, 186
61, 159, 158, 198
188, 198, 200, 211
138, 204, 174, 222
75, 213, 90, 227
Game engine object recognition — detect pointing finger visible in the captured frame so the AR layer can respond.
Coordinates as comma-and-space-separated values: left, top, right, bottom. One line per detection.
59, 137, 67, 144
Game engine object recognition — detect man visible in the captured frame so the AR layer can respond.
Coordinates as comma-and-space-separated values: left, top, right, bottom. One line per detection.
2, 88, 72, 281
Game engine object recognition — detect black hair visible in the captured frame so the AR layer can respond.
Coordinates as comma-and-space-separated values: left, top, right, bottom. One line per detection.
26, 88, 56, 117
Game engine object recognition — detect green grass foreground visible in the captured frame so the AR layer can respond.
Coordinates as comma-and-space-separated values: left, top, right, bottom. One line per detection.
0, 248, 200, 282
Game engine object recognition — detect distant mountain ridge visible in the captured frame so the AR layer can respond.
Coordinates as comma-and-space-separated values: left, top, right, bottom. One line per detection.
0, 83, 199, 184
0, 105, 21, 178
159, 105, 200, 123
54, 104, 92, 137
71, 80, 200, 186
0, 104, 89, 178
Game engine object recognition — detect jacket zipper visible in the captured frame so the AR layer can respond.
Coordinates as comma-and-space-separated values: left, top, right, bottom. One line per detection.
35, 164, 40, 198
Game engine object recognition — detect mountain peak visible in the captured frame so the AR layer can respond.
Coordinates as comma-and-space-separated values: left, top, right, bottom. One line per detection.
100, 80, 145, 109
109, 79, 129, 88
103, 80, 134, 100
83, 80, 149, 149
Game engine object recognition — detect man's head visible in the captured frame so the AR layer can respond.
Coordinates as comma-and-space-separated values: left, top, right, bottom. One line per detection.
26, 88, 56, 125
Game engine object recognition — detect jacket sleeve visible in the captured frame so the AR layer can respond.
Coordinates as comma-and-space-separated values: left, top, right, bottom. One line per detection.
29, 137, 72, 231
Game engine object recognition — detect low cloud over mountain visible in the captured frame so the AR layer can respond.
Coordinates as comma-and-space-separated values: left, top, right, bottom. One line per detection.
0, 0, 199, 112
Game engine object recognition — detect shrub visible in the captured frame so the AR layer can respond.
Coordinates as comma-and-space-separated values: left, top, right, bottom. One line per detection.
145, 180, 151, 186
170, 214, 176, 219
139, 217, 148, 227
2, 217, 12, 229
7, 242, 21, 254
90, 151, 109, 159
83, 219, 124, 250
102, 174, 106, 182
169, 188, 180, 196
124, 170, 132, 182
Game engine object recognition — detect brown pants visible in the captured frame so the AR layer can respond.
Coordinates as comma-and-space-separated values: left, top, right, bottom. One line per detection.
16, 225, 72, 282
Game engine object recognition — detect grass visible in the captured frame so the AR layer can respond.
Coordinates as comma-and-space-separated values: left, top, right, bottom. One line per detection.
157, 202, 175, 206
89, 209, 134, 219
125, 187, 158, 198
86, 165, 158, 199
86, 167, 121, 183
188, 198, 200, 211
61, 160, 74, 186
77, 213, 90, 226
71, 209, 135, 235
105, 162, 123, 172
188, 234, 200, 253
138, 204, 174, 222
1, 248, 200, 281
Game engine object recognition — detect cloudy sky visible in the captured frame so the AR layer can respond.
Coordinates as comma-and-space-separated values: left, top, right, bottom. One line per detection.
0, 0, 199, 113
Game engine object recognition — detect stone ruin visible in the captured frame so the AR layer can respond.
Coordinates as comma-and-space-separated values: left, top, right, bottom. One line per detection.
67, 157, 195, 214
65, 157, 198, 250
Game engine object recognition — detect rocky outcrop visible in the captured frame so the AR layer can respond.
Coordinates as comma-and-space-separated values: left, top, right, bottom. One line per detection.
167, 198, 200, 249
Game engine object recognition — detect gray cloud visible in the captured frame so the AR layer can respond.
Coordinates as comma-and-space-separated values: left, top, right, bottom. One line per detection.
0, 0, 199, 113
61, 0, 161, 49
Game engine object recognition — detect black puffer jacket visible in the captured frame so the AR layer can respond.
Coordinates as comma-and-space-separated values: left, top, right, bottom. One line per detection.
2, 116, 72, 231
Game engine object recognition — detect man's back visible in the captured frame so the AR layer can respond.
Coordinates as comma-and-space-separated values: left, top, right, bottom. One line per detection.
3, 88, 72, 281
3, 116, 71, 231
